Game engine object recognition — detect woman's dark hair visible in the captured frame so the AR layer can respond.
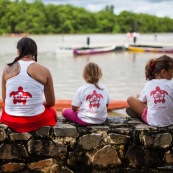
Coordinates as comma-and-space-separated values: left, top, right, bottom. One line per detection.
8, 37, 37, 66
145, 55, 173, 80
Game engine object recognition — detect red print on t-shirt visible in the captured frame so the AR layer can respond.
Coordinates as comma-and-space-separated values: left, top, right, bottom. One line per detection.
150, 86, 168, 104
86, 90, 103, 109
9, 86, 32, 105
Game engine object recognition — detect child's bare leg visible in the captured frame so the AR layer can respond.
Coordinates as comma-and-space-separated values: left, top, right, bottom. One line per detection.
127, 96, 147, 117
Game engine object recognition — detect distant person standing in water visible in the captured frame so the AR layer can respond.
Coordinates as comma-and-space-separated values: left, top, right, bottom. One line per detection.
62, 62, 110, 125
126, 55, 173, 127
1, 37, 57, 132
133, 32, 137, 44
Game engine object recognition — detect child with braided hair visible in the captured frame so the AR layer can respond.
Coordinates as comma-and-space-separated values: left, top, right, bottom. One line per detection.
62, 62, 110, 125
126, 55, 173, 127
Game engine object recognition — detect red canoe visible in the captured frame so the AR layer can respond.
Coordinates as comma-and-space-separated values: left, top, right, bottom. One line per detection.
0, 99, 128, 111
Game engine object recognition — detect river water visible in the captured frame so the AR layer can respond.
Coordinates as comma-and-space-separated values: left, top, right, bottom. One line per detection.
1, 33, 173, 115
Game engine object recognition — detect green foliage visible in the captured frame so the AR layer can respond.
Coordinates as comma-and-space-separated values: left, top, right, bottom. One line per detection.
95, 10, 117, 33
0, 0, 173, 34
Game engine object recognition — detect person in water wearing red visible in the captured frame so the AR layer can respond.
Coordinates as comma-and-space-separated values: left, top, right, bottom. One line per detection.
1, 37, 57, 132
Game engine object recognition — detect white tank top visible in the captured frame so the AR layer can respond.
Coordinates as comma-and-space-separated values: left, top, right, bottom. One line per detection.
5, 60, 45, 116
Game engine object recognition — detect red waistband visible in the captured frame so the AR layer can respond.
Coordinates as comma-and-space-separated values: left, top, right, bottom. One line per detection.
0, 106, 57, 132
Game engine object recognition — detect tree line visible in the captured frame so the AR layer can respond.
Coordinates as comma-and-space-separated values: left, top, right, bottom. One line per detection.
1, 0, 173, 35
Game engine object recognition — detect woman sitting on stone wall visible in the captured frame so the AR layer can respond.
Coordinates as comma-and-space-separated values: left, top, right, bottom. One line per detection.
1, 37, 57, 132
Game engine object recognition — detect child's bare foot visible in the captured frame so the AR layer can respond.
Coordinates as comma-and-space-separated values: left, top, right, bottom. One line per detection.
126, 107, 141, 118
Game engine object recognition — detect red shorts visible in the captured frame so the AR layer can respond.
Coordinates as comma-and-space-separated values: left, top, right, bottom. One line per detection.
0, 106, 57, 132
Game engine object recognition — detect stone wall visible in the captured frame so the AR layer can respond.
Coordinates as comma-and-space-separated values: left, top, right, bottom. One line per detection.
0, 116, 173, 173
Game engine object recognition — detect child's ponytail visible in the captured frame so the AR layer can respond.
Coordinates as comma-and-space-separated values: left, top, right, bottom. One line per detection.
145, 55, 173, 81
145, 58, 156, 80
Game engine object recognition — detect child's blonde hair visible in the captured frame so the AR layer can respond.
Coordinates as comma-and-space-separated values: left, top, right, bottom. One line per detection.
83, 62, 103, 90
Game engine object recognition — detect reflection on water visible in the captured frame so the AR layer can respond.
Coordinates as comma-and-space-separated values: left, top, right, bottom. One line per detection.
1, 33, 173, 115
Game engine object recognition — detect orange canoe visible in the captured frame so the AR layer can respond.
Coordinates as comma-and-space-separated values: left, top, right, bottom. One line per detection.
0, 99, 128, 111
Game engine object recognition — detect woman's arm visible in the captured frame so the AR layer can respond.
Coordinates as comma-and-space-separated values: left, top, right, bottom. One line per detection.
28, 63, 56, 108
2, 74, 6, 103
44, 69, 55, 107
2, 67, 7, 103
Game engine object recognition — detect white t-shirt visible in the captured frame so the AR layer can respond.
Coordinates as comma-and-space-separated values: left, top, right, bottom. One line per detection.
5, 60, 45, 116
139, 79, 173, 127
72, 83, 110, 124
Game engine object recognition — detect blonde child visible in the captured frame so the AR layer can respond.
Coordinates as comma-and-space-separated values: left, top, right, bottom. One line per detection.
62, 62, 110, 125
127, 55, 173, 127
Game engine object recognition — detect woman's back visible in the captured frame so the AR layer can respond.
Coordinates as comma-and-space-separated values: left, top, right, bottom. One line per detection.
5, 60, 45, 116
3, 58, 55, 107
1, 37, 57, 132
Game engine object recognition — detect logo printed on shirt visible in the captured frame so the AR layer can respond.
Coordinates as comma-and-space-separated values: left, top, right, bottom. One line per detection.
150, 86, 168, 104
86, 90, 103, 109
10, 86, 32, 105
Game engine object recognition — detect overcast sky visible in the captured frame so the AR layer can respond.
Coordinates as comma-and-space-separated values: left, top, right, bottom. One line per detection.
25, 0, 173, 18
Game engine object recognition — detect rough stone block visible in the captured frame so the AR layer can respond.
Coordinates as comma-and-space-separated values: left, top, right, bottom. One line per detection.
54, 124, 78, 137
141, 133, 172, 148
36, 126, 50, 136
10, 132, 32, 141
27, 158, 60, 172
28, 139, 67, 159
0, 128, 7, 141
87, 145, 121, 167
164, 151, 173, 165
108, 133, 130, 144
0, 144, 28, 159
0, 162, 25, 172
79, 133, 103, 150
